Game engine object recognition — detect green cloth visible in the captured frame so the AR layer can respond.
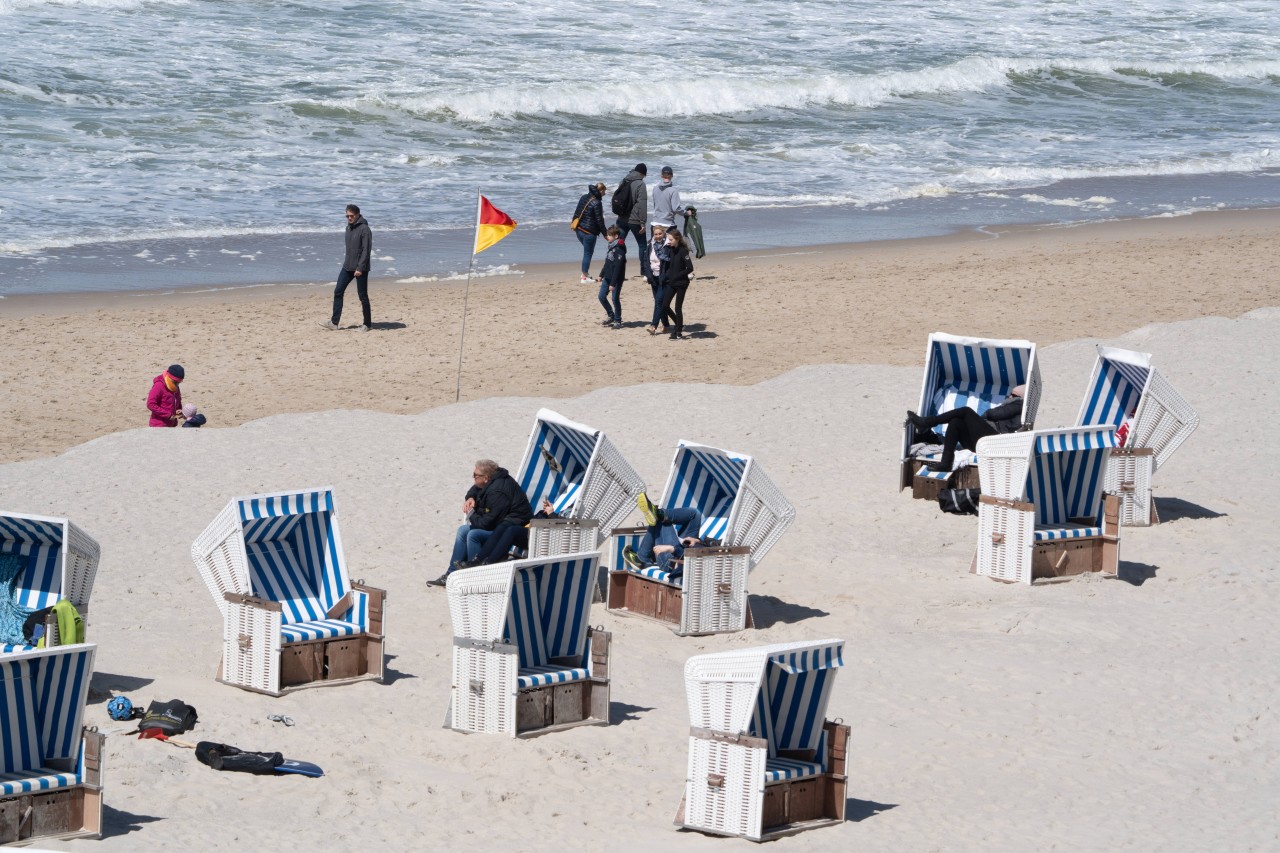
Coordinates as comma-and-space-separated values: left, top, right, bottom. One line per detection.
0, 552, 34, 645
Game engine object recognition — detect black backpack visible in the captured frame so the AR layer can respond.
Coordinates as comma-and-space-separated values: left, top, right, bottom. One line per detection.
610, 178, 633, 217
139, 699, 199, 735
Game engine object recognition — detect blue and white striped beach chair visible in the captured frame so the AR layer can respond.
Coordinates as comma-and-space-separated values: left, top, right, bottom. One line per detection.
607, 441, 796, 636
901, 332, 1042, 498
975, 426, 1122, 584
1075, 346, 1199, 526
0, 643, 104, 844
0, 512, 99, 653
446, 551, 609, 737
190, 488, 385, 695
679, 639, 849, 842
516, 409, 645, 559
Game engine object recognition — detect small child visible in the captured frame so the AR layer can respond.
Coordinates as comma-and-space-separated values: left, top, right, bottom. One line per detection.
181, 403, 207, 428
596, 226, 626, 329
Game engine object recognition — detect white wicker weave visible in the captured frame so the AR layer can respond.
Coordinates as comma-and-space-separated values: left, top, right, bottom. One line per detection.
1075, 347, 1199, 526
975, 427, 1119, 584
681, 640, 846, 841
0, 511, 100, 644
189, 488, 384, 695
446, 553, 608, 737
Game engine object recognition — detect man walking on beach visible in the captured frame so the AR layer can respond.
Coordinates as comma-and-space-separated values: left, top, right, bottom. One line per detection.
615, 164, 649, 279
319, 204, 373, 332
650, 165, 686, 231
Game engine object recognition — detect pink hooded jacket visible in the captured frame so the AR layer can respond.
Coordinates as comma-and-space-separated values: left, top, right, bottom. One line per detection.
147, 373, 182, 427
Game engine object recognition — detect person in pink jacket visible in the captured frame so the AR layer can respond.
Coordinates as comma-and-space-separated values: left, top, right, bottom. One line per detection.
147, 364, 185, 427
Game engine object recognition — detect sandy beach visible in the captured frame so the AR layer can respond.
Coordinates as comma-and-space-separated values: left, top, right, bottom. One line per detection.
3, 209, 1278, 464
1, 209, 1278, 850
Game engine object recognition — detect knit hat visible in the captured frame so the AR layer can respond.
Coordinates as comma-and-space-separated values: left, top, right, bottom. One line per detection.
167, 364, 185, 380
635, 163, 647, 176
182, 403, 197, 419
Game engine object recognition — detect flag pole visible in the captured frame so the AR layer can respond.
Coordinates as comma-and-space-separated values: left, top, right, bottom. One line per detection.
454, 189, 480, 403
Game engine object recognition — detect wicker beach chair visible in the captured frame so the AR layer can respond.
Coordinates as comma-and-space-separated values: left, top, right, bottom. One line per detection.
0, 643, 104, 845
1075, 346, 1199, 526
901, 332, 1042, 501
190, 488, 385, 696
974, 426, 1121, 584
606, 441, 796, 636
676, 639, 849, 842
446, 551, 609, 737
516, 408, 646, 558
0, 511, 99, 653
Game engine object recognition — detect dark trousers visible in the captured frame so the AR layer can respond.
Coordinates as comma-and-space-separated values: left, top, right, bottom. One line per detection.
617, 219, 649, 279
472, 522, 529, 565
660, 284, 687, 336
332, 268, 371, 327
917, 407, 997, 468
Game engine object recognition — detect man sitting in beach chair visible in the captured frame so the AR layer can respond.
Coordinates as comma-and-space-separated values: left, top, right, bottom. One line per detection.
620, 494, 712, 585
430, 459, 533, 587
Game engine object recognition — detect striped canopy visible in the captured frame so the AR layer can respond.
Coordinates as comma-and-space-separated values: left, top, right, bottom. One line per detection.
0, 513, 67, 612
1027, 427, 1118, 526
516, 410, 601, 518
686, 639, 845, 757
660, 441, 751, 543
1077, 346, 1152, 429
912, 332, 1035, 443
503, 553, 597, 669
235, 489, 350, 625
0, 643, 94, 788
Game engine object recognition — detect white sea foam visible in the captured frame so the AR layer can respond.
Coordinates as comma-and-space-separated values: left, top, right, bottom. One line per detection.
395, 265, 524, 284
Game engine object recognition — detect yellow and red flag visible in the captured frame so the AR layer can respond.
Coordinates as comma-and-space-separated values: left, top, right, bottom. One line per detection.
474, 195, 517, 254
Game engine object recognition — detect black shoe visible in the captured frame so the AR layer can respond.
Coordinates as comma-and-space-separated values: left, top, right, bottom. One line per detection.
924, 460, 953, 472
907, 411, 929, 430
455, 559, 479, 570
601, 318, 614, 326
701, 538, 722, 548
427, 573, 450, 588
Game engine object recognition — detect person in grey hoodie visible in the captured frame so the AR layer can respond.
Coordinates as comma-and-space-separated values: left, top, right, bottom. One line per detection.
650, 165, 686, 229
616, 163, 649, 279
319, 203, 373, 331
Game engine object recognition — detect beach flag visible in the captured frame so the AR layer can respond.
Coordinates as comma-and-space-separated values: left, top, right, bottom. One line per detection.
474, 195, 517, 254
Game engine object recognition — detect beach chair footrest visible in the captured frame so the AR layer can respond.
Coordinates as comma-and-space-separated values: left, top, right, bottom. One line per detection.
279, 636, 376, 689
0, 784, 101, 845
606, 570, 682, 627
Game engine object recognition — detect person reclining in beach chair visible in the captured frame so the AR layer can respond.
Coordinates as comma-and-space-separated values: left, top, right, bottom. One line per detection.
619, 493, 713, 585
907, 384, 1026, 472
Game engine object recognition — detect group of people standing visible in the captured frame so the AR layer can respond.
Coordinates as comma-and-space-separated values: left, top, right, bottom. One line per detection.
573, 163, 698, 341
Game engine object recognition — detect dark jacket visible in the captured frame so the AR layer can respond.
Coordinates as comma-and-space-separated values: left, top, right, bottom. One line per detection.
343, 215, 372, 272
984, 396, 1024, 434
573, 186, 608, 236
659, 243, 693, 289
620, 169, 648, 225
598, 238, 627, 287
465, 467, 533, 531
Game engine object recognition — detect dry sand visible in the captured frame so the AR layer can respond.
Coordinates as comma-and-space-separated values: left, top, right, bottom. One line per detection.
2, 208, 1277, 464
1, 210, 1278, 850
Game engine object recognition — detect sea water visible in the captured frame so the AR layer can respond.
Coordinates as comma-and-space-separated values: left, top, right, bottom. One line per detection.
1, 0, 1278, 295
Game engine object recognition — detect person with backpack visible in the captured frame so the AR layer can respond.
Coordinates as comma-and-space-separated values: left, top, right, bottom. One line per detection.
571, 182, 608, 284
612, 163, 649, 278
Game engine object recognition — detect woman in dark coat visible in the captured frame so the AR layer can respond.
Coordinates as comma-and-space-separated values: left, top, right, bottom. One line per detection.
572, 183, 608, 283
656, 229, 694, 340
